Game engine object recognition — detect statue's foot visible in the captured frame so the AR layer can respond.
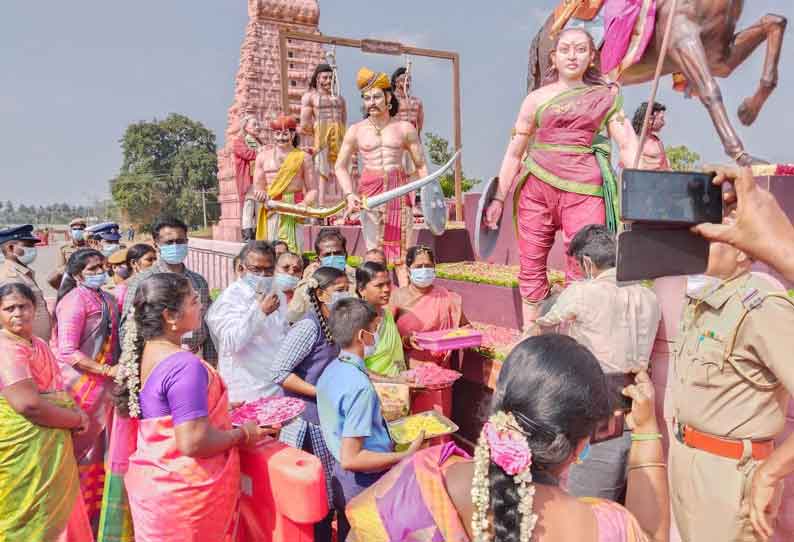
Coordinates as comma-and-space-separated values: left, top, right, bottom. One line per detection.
738, 98, 761, 126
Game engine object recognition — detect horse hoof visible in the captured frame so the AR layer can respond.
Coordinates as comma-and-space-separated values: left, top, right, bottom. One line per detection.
738, 99, 759, 126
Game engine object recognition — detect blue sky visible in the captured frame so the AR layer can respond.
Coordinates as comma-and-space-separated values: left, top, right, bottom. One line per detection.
2, 1, 792, 204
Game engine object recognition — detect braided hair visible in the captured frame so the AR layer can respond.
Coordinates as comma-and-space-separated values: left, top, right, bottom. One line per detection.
307, 266, 346, 344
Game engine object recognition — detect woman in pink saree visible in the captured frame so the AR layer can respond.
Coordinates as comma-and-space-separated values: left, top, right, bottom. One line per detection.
113, 273, 276, 541
346, 336, 669, 542
485, 28, 638, 327
392, 246, 467, 368
54, 248, 121, 533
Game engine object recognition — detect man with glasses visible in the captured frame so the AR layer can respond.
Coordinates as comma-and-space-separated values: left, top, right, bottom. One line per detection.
206, 241, 296, 403
120, 216, 217, 364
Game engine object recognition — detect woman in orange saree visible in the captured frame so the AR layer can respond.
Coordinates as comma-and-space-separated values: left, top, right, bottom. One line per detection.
391, 246, 467, 368
114, 273, 275, 542
53, 249, 121, 533
0, 283, 93, 542
346, 336, 669, 542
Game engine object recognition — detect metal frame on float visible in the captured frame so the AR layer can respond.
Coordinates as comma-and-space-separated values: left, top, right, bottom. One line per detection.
278, 30, 464, 221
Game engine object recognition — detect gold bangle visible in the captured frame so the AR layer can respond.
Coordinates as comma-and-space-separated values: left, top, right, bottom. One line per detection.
627, 462, 667, 472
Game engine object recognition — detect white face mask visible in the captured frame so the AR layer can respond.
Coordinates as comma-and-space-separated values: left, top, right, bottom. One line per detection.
362, 329, 377, 358
686, 274, 721, 299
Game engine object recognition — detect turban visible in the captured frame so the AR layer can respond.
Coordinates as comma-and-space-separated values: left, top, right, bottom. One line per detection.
270, 114, 297, 131
356, 67, 390, 93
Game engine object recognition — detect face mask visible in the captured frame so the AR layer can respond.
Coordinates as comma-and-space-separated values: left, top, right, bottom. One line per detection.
82, 272, 107, 290
115, 265, 131, 280
328, 290, 353, 307
686, 274, 721, 299
17, 247, 37, 266
578, 441, 591, 463
101, 244, 120, 257
320, 255, 347, 271
71, 229, 85, 241
243, 273, 274, 294
160, 244, 188, 265
410, 267, 436, 288
362, 330, 377, 358
274, 272, 299, 292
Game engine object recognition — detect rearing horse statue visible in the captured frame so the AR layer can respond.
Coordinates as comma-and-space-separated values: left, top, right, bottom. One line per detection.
528, 1, 787, 165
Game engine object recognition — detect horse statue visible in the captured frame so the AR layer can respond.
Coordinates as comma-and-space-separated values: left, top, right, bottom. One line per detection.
527, 0, 787, 165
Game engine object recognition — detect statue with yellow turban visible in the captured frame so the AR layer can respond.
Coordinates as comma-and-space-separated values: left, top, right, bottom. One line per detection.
299, 63, 347, 207
248, 114, 318, 252
335, 67, 429, 266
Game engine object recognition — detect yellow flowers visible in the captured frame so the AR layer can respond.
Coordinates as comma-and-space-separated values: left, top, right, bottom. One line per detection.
389, 411, 457, 444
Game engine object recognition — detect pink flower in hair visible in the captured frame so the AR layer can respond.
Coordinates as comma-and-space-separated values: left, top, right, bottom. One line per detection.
484, 421, 532, 476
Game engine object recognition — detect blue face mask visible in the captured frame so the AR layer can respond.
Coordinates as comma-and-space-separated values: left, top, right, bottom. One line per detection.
578, 441, 592, 463
83, 272, 107, 290
410, 267, 436, 288
243, 273, 274, 294
18, 247, 37, 266
274, 272, 300, 292
160, 243, 188, 265
101, 244, 120, 257
320, 255, 347, 271
71, 229, 85, 241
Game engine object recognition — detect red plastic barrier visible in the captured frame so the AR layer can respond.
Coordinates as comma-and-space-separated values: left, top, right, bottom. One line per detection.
237, 440, 329, 542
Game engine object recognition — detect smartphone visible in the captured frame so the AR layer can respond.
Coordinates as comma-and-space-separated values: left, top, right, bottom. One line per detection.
621, 169, 722, 225
591, 412, 626, 444
616, 227, 709, 281
605, 372, 635, 412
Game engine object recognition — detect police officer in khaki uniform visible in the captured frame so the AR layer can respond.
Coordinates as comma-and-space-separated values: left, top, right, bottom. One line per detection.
670, 227, 794, 541
48, 217, 89, 289
0, 225, 52, 341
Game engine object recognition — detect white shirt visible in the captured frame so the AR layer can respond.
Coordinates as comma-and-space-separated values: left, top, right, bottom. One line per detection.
536, 268, 661, 373
206, 278, 288, 403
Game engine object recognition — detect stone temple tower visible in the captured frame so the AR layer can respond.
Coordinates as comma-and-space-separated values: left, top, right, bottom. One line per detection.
214, 0, 325, 241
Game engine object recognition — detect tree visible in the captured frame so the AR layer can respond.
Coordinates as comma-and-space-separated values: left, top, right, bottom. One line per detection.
424, 133, 479, 198
111, 113, 218, 229
665, 144, 701, 172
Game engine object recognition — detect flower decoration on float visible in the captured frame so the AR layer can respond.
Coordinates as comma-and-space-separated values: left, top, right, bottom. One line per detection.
471, 411, 538, 542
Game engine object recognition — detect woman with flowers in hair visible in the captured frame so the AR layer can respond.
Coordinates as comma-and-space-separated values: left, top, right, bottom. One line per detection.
111, 273, 275, 541
345, 334, 669, 542
270, 266, 348, 542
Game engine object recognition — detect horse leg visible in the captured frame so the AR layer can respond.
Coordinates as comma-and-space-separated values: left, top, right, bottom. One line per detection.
668, 20, 752, 165
711, 14, 788, 126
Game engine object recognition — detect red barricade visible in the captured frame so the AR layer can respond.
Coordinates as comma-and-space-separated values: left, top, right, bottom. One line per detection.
237, 440, 328, 542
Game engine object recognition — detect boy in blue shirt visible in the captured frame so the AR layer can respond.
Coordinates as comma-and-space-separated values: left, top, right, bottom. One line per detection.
317, 297, 423, 540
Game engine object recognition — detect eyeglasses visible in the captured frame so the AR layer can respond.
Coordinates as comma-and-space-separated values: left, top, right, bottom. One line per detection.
243, 264, 274, 276
159, 238, 188, 246
321, 250, 346, 257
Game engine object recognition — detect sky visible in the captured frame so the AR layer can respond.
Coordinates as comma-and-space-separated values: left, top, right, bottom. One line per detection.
2, 1, 793, 205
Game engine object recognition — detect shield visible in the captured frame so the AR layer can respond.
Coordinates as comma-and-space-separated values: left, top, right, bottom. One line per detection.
420, 179, 447, 236
474, 176, 501, 260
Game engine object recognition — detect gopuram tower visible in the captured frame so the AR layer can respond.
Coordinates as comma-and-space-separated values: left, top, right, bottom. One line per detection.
214, 0, 325, 241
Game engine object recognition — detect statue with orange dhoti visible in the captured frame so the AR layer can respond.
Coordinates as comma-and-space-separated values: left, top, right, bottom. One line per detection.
337, 68, 428, 265
391, 65, 425, 180
234, 115, 264, 241
251, 115, 317, 253
483, 29, 638, 329
300, 63, 347, 207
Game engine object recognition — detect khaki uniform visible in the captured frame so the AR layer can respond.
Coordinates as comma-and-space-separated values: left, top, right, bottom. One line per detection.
56, 241, 83, 269
670, 272, 794, 541
0, 260, 52, 341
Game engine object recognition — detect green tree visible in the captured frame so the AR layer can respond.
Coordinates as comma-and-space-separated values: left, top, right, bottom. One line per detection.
111, 113, 218, 229
424, 132, 479, 198
665, 144, 701, 172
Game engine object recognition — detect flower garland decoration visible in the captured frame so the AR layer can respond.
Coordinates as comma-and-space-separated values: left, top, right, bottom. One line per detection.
116, 309, 142, 418
471, 411, 539, 542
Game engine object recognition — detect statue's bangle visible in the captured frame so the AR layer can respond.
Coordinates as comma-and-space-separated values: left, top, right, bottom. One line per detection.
492, 194, 505, 203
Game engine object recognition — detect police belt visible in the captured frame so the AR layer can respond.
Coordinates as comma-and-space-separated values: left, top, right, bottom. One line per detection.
674, 421, 774, 461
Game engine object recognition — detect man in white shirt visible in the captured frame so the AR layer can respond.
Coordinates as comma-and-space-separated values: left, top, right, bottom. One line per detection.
535, 224, 661, 502
207, 241, 302, 403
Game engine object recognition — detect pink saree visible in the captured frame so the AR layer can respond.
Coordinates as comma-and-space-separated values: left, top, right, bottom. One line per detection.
124, 362, 240, 542
600, 0, 657, 76
393, 285, 463, 367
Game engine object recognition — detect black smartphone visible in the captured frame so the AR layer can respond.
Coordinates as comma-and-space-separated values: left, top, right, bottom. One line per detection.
616, 227, 709, 281
621, 169, 722, 225
605, 372, 635, 412
591, 412, 626, 444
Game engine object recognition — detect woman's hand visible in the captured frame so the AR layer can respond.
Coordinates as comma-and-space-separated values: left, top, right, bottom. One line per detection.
406, 333, 423, 351
622, 370, 658, 433
238, 421, 280, 449
72, 409, 91, 435
484, 199, 504, 230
